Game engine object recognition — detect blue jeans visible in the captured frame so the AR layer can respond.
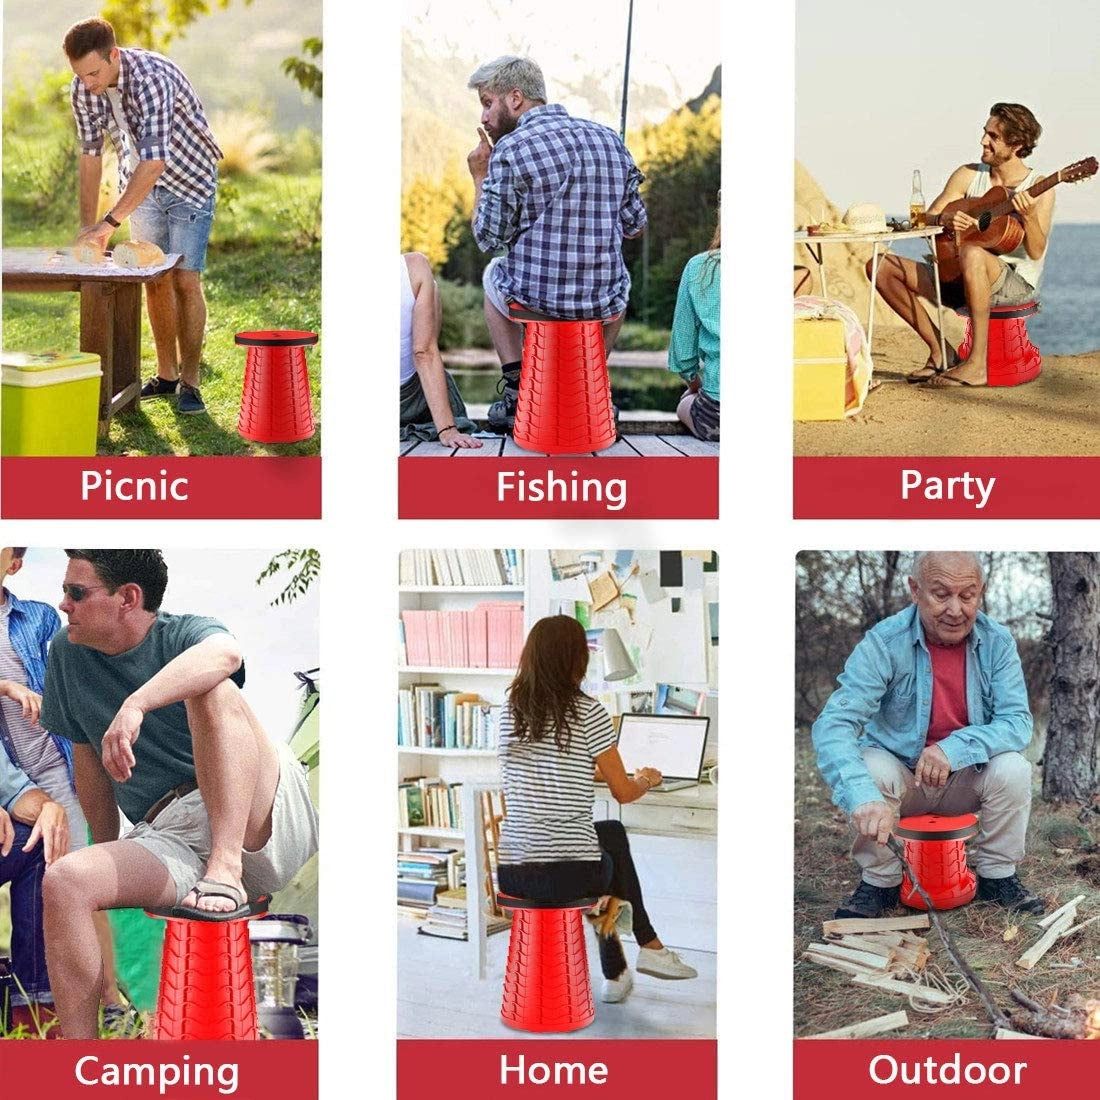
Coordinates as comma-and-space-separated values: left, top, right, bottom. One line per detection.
129, 184, 216, 272
0, 821, 51, 1005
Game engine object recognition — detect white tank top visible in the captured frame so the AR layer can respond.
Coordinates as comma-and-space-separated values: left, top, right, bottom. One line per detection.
965, 164, 1048, 291
399, 255, 417, 384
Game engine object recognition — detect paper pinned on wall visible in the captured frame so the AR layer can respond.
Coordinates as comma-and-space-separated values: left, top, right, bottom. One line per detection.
613, 550, 636, 582
552, 574, 595, 602
588, 571, 619, 611
659, 551, 684, 588
640, 570, 666, 603
649, 590, 706, 683
684, 551, 713, 564
683, 556, 704, 591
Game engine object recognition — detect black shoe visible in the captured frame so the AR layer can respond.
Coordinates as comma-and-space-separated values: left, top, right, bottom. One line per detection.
178, 382, 206, 415
833, 880, 901, 920
487, 372, 520, 433
976, 874, 1045, 915
140, 375, 178, 400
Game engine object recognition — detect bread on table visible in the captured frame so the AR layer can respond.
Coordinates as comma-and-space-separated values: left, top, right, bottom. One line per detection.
73, 241, 107, 265
113, 240, 166, 268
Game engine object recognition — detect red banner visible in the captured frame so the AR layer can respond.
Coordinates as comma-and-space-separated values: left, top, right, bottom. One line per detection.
794, 456, 1100, 518
398, 1039, 716, 1098
795, 1038, 1095, 1096
0, 458, 321, 519
0, 1040, 316, 1100
399, 458, 718, 518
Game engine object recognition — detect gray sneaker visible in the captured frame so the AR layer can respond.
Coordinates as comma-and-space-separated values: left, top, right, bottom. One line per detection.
487, 372, 520, 433
178, 382, 206, 415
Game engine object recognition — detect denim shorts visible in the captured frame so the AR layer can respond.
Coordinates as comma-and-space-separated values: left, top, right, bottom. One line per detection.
129, 184, 216, 272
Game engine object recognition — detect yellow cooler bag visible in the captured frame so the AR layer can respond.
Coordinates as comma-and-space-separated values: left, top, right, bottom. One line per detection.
793, 316, 850, 421
2, 351, 102, 457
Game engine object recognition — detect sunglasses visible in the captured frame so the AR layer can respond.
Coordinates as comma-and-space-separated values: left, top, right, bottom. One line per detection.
62, 583, 109, 602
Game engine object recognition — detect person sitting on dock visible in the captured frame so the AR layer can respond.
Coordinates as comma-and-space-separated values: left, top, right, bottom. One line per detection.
400, 253, 481, 447
465, 55, 647, 433
812, 551, 1044, 920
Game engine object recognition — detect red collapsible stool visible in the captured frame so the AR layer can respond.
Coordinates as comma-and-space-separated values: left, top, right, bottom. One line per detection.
957, 302, 1042, 386
508, 303, 617, 454
234, 330, 318, 443
497, 894, 597, 1033
894, 814, 979, 911
146, 895, 271, 1039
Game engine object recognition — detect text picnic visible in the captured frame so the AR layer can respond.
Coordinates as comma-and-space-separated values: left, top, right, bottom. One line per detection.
500, 1055, 608, 1086
81, 469, 190, 502
497, 469, 627, 512
901, 470, 996, 510
75, 1055, 239, 1094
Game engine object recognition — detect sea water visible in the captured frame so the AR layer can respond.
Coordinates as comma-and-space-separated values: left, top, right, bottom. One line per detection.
888, 223, 1100, 355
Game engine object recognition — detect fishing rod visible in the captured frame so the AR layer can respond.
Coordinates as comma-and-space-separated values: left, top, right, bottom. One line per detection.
619, 0, 634, 142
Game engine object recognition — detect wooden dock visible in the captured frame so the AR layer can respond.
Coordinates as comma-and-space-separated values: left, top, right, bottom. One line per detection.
399, 434, 718, 458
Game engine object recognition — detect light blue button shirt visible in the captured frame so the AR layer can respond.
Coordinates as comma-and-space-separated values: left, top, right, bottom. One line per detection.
811, 605, 1033, 816
0, 736, 35, 812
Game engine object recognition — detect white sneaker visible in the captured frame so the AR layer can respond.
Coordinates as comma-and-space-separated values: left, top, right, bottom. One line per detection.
636, 946, 698, 980
600, 968, 634, 1003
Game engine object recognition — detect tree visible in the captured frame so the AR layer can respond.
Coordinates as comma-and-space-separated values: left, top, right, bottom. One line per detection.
102, 0, 252, 50
256, 549, 319, 607
1043, 553, 1100, 805
283, 38, 322, 99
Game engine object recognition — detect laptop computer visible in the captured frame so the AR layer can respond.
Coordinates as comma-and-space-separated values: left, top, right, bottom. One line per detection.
614, 713, 711, 792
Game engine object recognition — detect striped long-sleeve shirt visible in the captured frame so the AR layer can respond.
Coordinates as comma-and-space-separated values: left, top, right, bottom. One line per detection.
474, 104, 647, 320
498, 695, 616, 864
70, 47, 222, 206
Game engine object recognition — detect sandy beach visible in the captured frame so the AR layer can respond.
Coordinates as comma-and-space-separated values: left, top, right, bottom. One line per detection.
795, 325, 1100, 456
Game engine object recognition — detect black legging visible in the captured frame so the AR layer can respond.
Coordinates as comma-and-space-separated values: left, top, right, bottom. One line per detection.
497, 819, 657, 979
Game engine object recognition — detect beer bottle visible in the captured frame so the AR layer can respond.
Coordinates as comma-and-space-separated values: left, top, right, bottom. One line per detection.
910, 170, 926, 228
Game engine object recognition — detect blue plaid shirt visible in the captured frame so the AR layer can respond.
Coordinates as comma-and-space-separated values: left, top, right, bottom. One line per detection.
474, 104, 647, 320
70, 47, 222, 206
0, 589, 72, 792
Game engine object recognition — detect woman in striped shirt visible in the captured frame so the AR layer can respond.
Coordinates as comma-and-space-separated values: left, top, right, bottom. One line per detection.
498, 615, 696, 1003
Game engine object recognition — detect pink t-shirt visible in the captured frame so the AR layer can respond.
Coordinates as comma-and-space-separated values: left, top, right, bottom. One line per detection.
927, 641, 968, 744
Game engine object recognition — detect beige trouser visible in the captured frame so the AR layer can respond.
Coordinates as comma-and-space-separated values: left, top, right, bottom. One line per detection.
853, 747, 1033, 887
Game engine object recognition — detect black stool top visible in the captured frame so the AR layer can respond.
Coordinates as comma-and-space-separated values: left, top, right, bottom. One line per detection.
497, 893, 598, 911
235, 330, 318, 347
146, 895, 271, 923
955, 302, 1039, 319
894, 813, 979, 842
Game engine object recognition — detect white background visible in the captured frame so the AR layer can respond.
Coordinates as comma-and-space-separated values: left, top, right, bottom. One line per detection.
8, 2, 1096, 1097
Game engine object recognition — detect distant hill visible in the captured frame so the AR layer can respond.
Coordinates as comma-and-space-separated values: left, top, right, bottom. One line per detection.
2, 0, 321, 133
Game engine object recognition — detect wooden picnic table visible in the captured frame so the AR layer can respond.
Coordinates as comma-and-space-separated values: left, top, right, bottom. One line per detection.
2, 247, 183, 428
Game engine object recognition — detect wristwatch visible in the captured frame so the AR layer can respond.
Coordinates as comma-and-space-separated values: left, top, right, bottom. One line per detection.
103, 210, 121, 228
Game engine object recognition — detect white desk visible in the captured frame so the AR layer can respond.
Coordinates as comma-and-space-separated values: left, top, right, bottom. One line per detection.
794, 226, 948, 368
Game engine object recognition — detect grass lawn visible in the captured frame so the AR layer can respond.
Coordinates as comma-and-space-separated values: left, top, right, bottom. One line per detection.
794, 728, 1100, 1038
3, 169, 321, 457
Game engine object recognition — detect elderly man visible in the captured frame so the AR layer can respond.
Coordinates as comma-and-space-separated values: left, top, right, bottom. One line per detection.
812, 551, 1043, 919
466, 55, 647, 432
64, 17, 222, 415
40, 550, 318, 1038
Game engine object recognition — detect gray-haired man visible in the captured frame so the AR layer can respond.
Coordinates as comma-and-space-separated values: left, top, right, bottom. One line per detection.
466, 55, 647, 432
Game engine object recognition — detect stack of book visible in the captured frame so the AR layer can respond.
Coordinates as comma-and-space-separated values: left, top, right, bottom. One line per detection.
397, 688, 500, 750
396, 847, 464, 911
399, 549, 524, 587
417, 888, 512, 941
397, 778, 465, 829
400, 604, 524, 668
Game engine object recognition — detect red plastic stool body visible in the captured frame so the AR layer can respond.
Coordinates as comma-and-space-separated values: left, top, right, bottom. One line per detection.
146, 903, 268, 1039
498, 894, 596, 1033
894, 814, 979, 911
235, 330, 318, 443
509, 306, 616, 455
957, 302, 1042, 386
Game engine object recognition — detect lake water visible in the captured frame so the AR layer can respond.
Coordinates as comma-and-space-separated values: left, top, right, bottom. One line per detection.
890, 223, 1100, 356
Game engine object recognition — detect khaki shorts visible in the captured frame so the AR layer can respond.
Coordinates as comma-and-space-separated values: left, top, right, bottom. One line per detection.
126, 739, 319, 903
919, 258, 1037, 309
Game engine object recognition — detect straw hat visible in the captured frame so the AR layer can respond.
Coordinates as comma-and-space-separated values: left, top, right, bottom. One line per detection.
843, 203, 887, 234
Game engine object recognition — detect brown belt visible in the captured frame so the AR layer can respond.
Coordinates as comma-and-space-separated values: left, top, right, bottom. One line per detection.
143, 779, 199, 824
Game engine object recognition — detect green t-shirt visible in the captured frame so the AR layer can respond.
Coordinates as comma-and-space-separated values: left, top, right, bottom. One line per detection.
40, 612, 245, 824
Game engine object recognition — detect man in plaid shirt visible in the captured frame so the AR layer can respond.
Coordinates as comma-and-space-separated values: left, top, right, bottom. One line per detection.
467, 56, 647, 431
64, 17, 223, 415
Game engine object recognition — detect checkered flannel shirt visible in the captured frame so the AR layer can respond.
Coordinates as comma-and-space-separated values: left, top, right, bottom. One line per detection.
70, 48, 222, 206
474, 104, 647, 320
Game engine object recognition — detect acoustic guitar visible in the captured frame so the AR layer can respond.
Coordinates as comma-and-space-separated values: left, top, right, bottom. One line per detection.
927, 156, 1097, 282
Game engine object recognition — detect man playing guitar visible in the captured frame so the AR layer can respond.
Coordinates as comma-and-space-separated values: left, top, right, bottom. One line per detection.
871, 103, 1054, 386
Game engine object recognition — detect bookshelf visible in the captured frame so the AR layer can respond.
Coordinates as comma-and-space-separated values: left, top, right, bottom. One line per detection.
397, 550, 527, 940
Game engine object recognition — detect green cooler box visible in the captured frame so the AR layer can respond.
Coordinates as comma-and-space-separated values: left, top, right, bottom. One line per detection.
2, 351, 102, 456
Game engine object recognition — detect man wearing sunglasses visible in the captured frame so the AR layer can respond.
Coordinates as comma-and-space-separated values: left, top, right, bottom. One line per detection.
38, 550, 318, 1039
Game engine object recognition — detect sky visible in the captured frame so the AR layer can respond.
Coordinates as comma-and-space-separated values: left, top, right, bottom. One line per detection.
406, 0, 721, 130
797, 0, 1100, 223
9, 548, 320, 743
